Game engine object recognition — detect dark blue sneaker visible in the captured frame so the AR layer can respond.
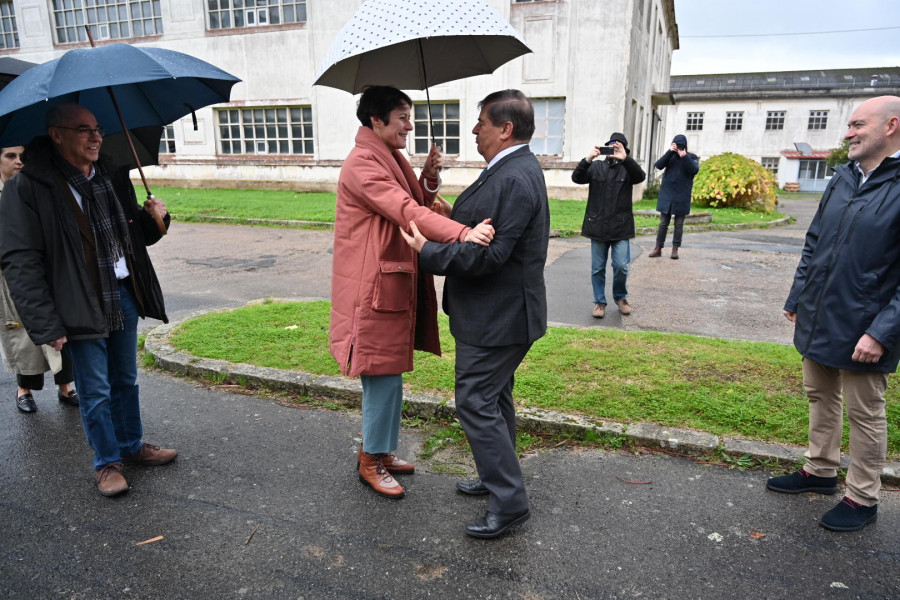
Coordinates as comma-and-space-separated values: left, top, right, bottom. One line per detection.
820, 497, 877, 532
766, 469, 839, 495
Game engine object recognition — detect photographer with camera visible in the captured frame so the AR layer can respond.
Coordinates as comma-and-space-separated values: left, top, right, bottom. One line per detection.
649, 134, 700, 259
572, 133, 645, 319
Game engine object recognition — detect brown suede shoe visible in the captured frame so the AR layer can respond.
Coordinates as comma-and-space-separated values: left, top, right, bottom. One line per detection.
95, 462, 129, 497
122, 443, 178, 466
615, 298, 632, 315
592, 303, 606, 318
358, 451, 404, 498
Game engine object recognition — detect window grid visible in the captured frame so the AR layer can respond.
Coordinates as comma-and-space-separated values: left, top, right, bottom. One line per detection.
765, 111, 785, 131
530, 98, 565, 156
725, 111, 743, 131
760, 157, 779, 176
159, 124, 175, 154
217, 106, 314, 155
808, 110, 829, 130
208, 0, 307, 30
413, 102, 460, 155
0, 1, 19, 50
685, 112, 703, 131
52, 0, 163, 44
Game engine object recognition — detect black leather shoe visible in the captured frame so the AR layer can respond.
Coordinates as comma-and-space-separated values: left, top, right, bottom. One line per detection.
58, 390, 79, 407
465, 510, 530, 539
456, 478, 489, 496
16, 392, 37, 413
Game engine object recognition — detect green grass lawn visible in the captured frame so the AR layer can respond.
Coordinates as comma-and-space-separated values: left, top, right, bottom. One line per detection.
167, 300, 899, 457
151, 186, 787, 233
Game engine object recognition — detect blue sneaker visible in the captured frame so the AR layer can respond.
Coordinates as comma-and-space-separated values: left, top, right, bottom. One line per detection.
766, 469, 839, 495
820, 497, 877, 532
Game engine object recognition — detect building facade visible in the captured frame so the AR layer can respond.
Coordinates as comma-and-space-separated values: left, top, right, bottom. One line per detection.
663, 68, 900, 192
0, 0, 678, 198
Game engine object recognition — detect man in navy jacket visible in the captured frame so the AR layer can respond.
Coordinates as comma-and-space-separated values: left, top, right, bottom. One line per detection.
768, 96, 900, 532
400, 90, 549, 539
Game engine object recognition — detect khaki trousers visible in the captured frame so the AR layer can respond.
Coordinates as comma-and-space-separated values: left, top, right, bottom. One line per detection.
802, 358, 888, 506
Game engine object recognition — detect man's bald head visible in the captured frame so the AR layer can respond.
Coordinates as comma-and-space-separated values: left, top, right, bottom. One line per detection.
845, 95, 900, 174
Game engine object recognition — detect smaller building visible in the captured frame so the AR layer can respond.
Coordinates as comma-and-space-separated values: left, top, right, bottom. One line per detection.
663, 67, 900, 192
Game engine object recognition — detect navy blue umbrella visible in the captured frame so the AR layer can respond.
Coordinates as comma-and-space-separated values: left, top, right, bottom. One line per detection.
0, 43, 240, 148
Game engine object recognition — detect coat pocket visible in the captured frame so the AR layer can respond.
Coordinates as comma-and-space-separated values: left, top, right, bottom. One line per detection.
372, 260, 415, 313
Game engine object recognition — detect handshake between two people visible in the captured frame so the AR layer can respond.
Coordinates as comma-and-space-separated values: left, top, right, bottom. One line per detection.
399, 193, 494, 253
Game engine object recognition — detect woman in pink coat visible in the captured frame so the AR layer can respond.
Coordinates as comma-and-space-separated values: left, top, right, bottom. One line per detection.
330, 86, 493, 499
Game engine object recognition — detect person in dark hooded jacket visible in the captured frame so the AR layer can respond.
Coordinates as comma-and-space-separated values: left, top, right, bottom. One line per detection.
767, 95, 900, 533
571, 133, 645, 318
0, 103, 177, 498
649, 134, 699, 259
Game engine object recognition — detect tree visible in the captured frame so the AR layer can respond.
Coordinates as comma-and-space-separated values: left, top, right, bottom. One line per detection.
825, 139, 850, 169
691, 153, 777, 213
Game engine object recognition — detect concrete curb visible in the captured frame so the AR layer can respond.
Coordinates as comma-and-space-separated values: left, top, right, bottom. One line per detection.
173, 214, 793, 238
144, 307, 900, 486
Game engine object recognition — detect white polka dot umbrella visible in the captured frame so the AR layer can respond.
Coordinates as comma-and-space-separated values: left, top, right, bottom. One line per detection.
314, 0, 531, 139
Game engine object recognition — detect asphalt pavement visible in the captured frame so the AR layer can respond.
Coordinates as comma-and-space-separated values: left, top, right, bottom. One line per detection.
2, 197, 899, 600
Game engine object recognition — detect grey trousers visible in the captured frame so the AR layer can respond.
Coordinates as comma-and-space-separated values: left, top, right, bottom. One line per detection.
454, 340, 532, 515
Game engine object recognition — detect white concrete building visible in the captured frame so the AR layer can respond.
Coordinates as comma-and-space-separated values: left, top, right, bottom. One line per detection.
0, 0, 679, 198
662, 68, 900, 192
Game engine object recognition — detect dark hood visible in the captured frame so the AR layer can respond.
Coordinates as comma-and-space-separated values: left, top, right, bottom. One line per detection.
672, 134, 687, 150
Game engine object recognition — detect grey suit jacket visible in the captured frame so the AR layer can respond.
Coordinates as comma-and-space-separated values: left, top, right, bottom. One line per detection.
418, 146, 549, 347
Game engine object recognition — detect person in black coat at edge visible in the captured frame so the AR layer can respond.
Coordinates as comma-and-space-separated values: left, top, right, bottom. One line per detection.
571, 133, 645, 319
649, 134, 699, 260
0, 103, 177, 498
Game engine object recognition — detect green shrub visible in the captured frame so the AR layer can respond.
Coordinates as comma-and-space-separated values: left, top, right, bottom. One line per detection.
691, 153, 777, 213
642, 179, 660, 200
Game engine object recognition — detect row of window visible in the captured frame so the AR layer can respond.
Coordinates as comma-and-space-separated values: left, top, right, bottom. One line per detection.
152, 99, 567, 157
686, 110, 830, 132
0, 0, 309, 49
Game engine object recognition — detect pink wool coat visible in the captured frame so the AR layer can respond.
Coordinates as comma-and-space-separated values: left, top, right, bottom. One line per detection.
329, 126, 471, 376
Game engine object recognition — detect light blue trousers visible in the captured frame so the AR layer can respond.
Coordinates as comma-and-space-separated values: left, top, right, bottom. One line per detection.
360, 374, 403, 454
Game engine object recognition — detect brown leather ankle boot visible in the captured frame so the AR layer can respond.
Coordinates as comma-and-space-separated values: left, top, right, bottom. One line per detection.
649, 245, 662, 258
359, 447, 415, 474
358, 451, 405, 498
670, 246, 679, 259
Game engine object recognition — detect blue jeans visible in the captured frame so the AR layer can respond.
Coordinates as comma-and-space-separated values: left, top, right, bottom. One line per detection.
591, 239, 630, 305
67, 281, 143, 470
360, 373, 403, 454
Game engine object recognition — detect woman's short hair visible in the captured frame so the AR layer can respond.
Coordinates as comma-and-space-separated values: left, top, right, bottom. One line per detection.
478, 89, 535, 142
356, 86, 413, 128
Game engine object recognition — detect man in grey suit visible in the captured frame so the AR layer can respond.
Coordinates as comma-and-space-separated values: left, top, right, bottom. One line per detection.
400, 89, 549, 538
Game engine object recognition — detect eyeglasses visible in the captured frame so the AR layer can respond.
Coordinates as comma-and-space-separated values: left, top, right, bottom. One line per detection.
53, 126, 105, 137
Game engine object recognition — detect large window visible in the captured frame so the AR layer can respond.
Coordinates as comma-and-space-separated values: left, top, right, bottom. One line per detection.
0, 1, 19, 49
530, 98, 564, 156
412, 102, 459, 155
808, 110, 829, 130
760, 157, 779, 176
217, 106, 314, 155
725, 111, 743, 131
685, 112, 703, 131
765, 111, 785, 131
208, 0, 307, 29
52, 0, 163, 44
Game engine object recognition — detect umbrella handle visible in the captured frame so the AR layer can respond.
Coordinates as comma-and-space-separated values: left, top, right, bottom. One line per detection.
144, 195, 168, 237
85, 24, 166, 236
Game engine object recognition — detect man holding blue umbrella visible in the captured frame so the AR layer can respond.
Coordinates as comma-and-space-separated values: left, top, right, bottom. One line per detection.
0, 103, 176, 497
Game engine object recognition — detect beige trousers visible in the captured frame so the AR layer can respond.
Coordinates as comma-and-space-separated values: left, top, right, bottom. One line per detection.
802, 358, 888, 506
